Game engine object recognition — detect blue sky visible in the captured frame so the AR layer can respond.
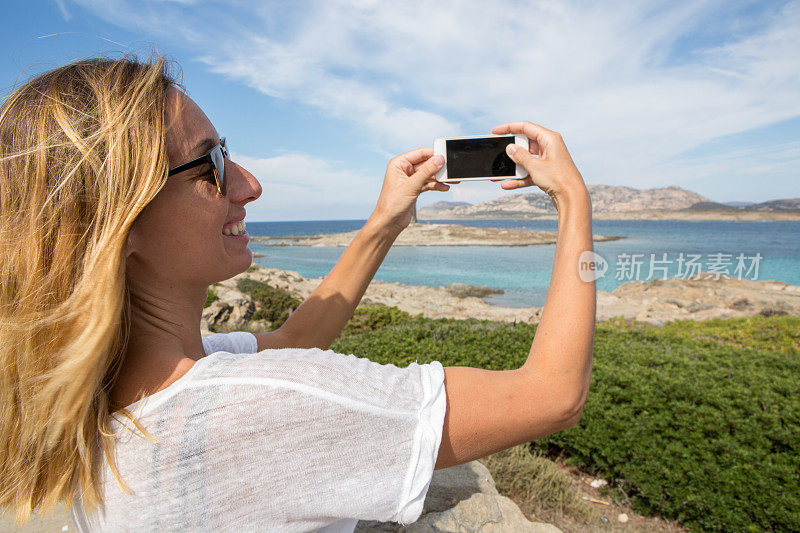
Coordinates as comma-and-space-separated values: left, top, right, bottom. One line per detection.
2, 0, 798, 221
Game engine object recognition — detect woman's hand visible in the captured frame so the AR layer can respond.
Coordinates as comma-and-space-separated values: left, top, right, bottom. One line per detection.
371, 147, 455, 234
492, 121, 589, 210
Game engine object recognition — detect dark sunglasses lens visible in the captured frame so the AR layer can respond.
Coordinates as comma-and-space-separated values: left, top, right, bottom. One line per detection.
212, 146, 225, 196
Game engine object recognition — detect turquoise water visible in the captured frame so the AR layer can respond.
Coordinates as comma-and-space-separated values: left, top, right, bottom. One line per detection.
248, 219, 800, 308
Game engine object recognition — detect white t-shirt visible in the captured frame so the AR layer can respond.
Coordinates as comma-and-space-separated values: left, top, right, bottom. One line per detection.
70, 331, 447, 532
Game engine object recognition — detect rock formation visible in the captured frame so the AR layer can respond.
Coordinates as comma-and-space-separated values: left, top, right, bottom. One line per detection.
418, 184, 711, 218
355, 461, 561, 532
202, 264, 800, 335
251, 222, 621, 247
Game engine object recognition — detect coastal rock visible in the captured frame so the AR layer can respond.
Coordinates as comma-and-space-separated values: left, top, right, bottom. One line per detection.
202, 265, 800, 333
251, 222, 621, 247
354, 461, 561, 532
444, 283, 504, 299
597, 276, 800, 324
201, 284, 257, 334
206, 264, 542, 327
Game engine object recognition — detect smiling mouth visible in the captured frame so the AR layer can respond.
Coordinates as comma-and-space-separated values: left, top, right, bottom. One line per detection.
223, 220, 246, 236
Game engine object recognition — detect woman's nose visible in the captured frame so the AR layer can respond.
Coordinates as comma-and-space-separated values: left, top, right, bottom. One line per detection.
226, 160, 262, 203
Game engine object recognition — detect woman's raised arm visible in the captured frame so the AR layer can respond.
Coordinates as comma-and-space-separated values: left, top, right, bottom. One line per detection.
436, 121, 595, 470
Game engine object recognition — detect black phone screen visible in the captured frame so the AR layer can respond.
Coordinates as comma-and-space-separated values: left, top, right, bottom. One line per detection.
446, 136, 516, 178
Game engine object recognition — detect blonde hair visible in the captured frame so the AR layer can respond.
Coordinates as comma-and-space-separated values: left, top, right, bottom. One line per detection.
0, 52, 183, 525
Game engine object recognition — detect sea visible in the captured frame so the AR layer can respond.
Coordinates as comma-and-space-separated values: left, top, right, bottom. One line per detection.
246, 219, 800, 308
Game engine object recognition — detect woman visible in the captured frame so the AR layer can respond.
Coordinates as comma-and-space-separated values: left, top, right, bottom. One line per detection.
0, 54, 594, 531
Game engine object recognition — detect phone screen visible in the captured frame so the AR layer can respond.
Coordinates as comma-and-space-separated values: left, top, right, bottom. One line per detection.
446, 136, 516, 178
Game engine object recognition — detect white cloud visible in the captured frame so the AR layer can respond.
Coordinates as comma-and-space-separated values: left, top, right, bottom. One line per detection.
232, 149, 459, 220
230, 151, 381, 220
54, 0, 71, 20
72, 0, 800, 208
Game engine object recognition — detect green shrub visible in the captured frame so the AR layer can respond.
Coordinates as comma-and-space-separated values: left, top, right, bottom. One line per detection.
236, 278, 302, 328
341, 305, 414, 336
204, 287, 219, 307
656, 315, 800, 355
528, 317, 800, 532
330, 309, 800, 532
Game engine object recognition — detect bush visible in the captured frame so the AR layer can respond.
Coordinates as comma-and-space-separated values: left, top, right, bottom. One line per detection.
529, 317, 800, 532
204, 287, 219, 307
236, 278, 302, 329
340, 305, 414, 336
330, 309, 800, 532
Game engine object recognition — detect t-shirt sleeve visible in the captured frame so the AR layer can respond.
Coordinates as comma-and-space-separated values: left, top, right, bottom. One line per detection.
199, 347, 448, 528
201, 331, 257, 355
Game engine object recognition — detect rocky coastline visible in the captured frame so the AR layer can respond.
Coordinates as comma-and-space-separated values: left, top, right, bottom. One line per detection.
250, 222, 623, 247
202, 263, 800, 334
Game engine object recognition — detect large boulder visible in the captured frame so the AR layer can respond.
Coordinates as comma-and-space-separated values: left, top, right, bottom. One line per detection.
355, 460, 561, 532
201, 285, 256, 334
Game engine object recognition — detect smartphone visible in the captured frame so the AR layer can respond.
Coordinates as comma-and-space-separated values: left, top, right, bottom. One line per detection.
433, 134, 528, 183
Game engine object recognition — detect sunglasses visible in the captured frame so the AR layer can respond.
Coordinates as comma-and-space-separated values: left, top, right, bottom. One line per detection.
168, 137, 228, 196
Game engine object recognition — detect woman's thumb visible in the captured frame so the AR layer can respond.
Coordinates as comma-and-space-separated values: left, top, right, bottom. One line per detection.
409, 154, 445, 184
506, 143, 538, 169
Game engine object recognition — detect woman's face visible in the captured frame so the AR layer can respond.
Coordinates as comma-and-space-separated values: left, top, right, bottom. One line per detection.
126, 87, 262, 293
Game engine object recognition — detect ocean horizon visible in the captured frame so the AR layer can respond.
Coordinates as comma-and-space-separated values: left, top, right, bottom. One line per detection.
246, 218, 800, 308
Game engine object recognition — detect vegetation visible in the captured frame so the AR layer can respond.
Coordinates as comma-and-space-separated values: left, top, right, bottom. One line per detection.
204, 287, 219, 307
235, 278, 302, 328
328, 308, 799, 532
479, 443, 599, 524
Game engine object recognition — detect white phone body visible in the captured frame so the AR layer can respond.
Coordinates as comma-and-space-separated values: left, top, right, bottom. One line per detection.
434, 133, 528, 183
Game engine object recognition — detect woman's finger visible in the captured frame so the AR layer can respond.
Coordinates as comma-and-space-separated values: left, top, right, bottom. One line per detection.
422, 180, 450, 192
504, 143, 542, 178
398, 147, 434, 167
492, 121, 557, 153
528, 139, 542, 157
409, 154, 445, 184
500, 176, 534, 190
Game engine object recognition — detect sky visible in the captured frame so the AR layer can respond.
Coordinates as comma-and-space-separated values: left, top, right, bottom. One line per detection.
1, 0, 799, 221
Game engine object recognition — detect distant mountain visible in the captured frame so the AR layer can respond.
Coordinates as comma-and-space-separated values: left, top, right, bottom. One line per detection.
418, 184, 712, 218
687, 198, 800, 212
418, 192, 554, 218
722, 201, 755, 207
747, 198, 800, 211
421, 201, 472, 210
687, 201, 731, 210
587, 185, 710, 211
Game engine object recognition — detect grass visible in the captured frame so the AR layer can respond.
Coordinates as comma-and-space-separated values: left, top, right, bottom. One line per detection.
477, 444, 599, 525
